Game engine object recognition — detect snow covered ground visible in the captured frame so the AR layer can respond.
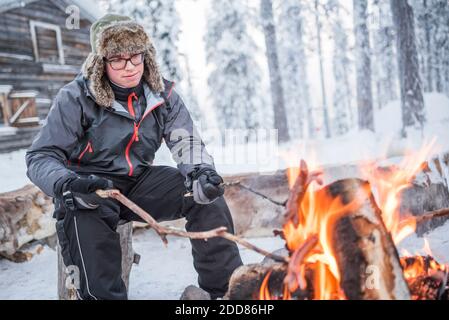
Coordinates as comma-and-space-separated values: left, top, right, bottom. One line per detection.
0, 148, 31, 192
0, 221, 448, 300
0, 231, 285, 300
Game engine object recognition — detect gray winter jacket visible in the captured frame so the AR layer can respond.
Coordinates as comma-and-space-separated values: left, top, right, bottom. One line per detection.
25, 73, 214, 197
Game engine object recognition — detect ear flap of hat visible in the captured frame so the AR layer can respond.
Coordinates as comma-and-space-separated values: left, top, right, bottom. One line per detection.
81, 52, 114, 107
142, 44, 164, 94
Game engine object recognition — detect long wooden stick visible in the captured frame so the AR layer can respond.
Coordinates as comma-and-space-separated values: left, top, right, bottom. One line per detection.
220, 232, 289, 263
224, 181, 287, 207
96, 189, 289, 263
398, 207, 449, 231
414, 207, 449, 224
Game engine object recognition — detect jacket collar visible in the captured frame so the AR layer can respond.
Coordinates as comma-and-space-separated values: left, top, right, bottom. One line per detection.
77, 73, 164, 121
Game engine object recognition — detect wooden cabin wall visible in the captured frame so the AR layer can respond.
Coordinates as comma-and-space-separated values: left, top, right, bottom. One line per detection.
0, 0, 92, 120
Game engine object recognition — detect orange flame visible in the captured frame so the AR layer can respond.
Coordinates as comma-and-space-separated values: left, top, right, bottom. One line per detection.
259, 270, 272, 300
282, 164, 366, 300
402, 255, 428, 279
401, 255, 447, 280
423, 238, 433, 256
261, 140, 440, 300
361, 139, 437, 245
400, 238, 448, 285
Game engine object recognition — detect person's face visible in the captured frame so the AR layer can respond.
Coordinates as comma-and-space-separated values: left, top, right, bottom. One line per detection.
105, 52, 144, 88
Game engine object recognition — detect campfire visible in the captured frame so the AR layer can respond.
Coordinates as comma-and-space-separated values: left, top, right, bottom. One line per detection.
225, 142, 449, 300
94, 141, 449, 301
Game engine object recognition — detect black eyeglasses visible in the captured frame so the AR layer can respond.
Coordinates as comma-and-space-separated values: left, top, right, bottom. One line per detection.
104, 52, 144, 70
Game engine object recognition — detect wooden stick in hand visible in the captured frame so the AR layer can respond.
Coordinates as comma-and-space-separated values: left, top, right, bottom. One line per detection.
96, 189, 289, 263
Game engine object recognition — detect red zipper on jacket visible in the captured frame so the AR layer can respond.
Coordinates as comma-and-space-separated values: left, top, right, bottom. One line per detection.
124, 83, 175, 176
125, 93, 139, 176
77, 140, 93, 166
125, 100, 165, 176
127, 92, 137, 118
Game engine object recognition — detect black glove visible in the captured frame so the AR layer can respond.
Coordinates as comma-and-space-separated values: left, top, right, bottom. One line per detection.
186, 167, 224, 204
60, 174, 113, 211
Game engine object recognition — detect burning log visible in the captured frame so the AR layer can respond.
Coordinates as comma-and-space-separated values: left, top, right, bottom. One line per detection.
407, 275, 447, 300
324, 179, 411, 300
224, 153, 449, 300
223, 157, 449, 300
224, 263, 292, 300
279, 161, 410, 299
225, 236, 318, 300
401, 255, 449, 300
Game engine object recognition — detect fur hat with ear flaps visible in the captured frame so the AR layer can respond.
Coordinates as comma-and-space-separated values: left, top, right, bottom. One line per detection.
81, 13, 165, 108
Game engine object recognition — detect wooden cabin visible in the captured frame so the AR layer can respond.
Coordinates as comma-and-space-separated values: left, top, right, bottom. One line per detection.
0, 0, 102, 152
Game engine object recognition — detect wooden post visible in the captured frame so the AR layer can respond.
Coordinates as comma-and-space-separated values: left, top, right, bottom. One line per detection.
0, 85, 13, 126
57, 221, 138, 300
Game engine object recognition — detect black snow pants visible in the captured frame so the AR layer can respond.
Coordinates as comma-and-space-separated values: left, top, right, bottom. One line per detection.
54, 165, 243, 300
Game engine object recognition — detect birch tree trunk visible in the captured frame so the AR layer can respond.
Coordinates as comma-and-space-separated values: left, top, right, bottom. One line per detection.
390, 0, 426, 136
260, 0, 290, 143
314, 0, 331, 138
353, 0, 374, 131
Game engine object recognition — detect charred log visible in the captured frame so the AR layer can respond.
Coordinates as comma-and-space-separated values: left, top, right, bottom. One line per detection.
224, 263, 314, 300
322, 179, 411, 300
401, 255, 449, 300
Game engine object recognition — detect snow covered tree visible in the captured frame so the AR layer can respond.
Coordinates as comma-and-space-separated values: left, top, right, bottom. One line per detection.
260, 0, 290, 142
432, 1, 449, 94
442, 2, 449, 95
313, 0, 332, 138
412, 0, 449, 93
179, 53, 201, 125
327, 0, 353, 135
429, 0, 449, 95
205, 0, 267, 137
413, 0, 436, 92
371, 0, 398, 109
277, 0, 311, 139
390, 0, 426, 135
353, 0, 374, 132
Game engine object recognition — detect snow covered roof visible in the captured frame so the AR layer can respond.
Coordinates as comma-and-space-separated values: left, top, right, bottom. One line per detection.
0, 0, 104, 23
